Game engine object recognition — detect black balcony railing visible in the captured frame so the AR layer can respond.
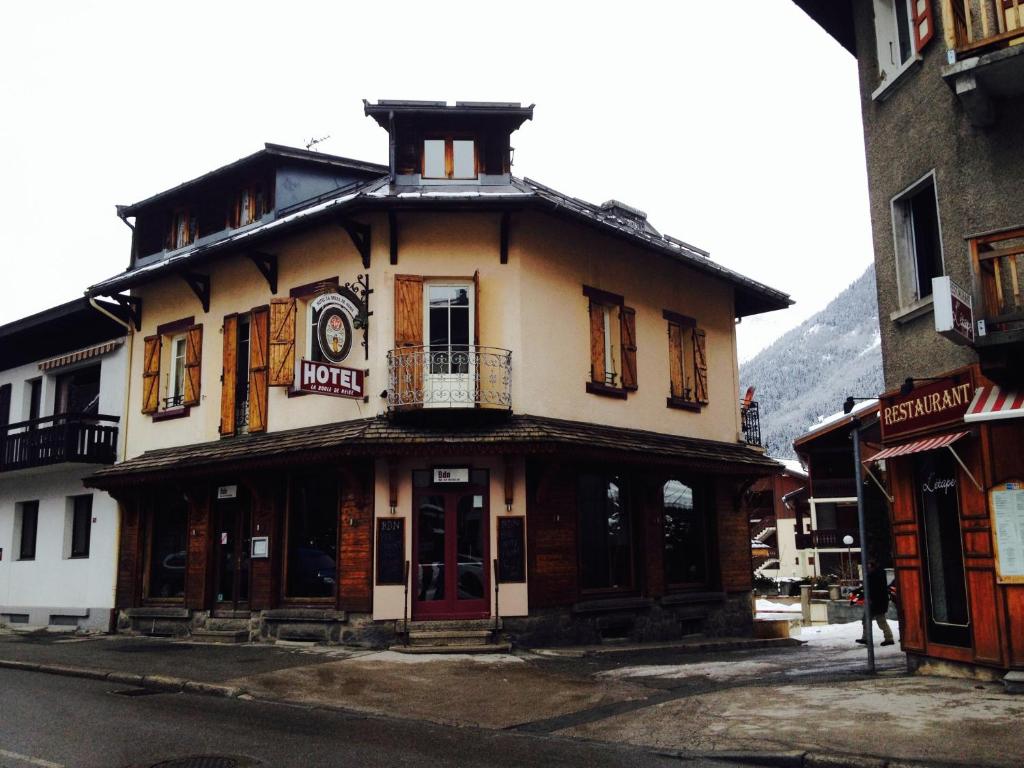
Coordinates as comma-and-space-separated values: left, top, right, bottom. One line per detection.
0, 413, 119, 473
795, 529, 861, 551
740, 400, 761, 447
386, 345, 512, 412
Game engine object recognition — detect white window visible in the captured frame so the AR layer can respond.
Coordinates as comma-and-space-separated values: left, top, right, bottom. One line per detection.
167, 334, 187, 407
422, 138, 477, 180
891, 172, 944, 310
874, 0, 913, 83
423, 282, 474, 406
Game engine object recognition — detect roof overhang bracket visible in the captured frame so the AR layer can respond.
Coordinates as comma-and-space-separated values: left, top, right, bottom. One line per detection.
388, 211, 398, 265
247, 251, 278, 294
500, 211, 510, 264
93, 293, 142, 331
947, 445, 984, 492
182, 272, 211, 313
340, 217, 371, 269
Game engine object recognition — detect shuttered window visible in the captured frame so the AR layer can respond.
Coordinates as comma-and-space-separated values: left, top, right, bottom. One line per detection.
394, 274, 424, 407
220, 309, 268, 436
665, 310, 708, 410
269, 298, 296, 387
183, 324, 203, 406
142, 335, 161, 414
583, 286, 635, 399
249, 306, 270, 433
142, 321, 202, 417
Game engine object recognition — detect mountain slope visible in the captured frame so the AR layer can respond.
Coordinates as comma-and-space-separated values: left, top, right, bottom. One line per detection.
740, 265, 883, 458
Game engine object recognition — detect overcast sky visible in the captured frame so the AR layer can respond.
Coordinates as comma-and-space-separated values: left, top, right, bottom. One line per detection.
0, 0, 871, 362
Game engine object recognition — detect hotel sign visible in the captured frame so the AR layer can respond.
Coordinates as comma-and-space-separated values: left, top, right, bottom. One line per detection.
881, 375, 974, 442
933, 276, 975, 345
299, 359, 365, 399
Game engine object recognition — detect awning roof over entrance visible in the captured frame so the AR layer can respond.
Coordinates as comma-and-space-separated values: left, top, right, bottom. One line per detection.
868, 431, 970, 462
965, 386, 1024, 423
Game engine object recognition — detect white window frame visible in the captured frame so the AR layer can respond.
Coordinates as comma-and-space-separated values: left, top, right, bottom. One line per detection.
167, 333, 187, 407
890, 170, 945, 318
871, 0, 921, 101
423, 281, 475, 407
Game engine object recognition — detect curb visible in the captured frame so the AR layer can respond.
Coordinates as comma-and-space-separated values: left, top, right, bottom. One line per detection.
530, 636, 802, 659
0, 658, 243, 700
659, 748, 983, 768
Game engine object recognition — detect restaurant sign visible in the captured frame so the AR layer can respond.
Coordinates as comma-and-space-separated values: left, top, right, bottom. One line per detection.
298, 359, 365, 399
881, 374, 974, 442
933, 276, 975, 345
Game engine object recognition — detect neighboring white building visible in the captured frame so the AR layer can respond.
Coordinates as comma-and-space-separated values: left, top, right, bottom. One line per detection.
0, 298, 130, 631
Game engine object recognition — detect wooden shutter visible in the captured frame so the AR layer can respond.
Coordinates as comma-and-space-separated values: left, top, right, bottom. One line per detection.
269, 298, 296, 387
394, 275, 424, 406
183, 324, 202, 407
249, 306, 270, 433
220, 315, 238, 436
588, 302, 606, 384
667, 322, 684, 399
142, 335, 161, 414
473, 270, 480, 346
911, 0, 934, 51
693, 327, 708, 404
620, 307, 637, 391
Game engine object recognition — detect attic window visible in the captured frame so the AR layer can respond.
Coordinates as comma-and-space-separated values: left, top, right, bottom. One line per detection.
168, 209, 196, 250
423, 138, 476, 180
231, 183, 268, 228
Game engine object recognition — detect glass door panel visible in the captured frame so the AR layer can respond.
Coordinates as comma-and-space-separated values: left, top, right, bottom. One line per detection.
416, 495, 446, 603
456, 494, 485, 601
424, 284, 473, 407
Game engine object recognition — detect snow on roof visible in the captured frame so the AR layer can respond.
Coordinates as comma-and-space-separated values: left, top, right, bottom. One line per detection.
778, 458, 807, 477
806, 398, 879, 434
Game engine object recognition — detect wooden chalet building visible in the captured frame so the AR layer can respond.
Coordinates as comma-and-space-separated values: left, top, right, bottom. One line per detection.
85, 100, 790, 647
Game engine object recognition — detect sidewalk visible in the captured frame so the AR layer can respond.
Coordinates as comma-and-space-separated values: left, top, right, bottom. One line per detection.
2, 624, 1022, 768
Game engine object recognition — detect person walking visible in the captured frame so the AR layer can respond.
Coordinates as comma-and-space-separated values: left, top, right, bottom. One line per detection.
857, 558, 895, 647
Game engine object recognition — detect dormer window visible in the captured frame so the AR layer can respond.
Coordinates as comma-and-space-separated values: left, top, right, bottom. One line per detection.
168, 209, 197, 250
423, 137, 477, 180
230, 182, 268, 229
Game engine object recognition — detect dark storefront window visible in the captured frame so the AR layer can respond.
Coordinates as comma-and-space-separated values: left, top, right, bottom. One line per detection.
663, 480, 708, 587
18, 501, 39, 560
579, 473, 634, 592
286, 474, 338, 599
146, 495, 188, 600
915, 449, 971, 647
70, 495, 92, 558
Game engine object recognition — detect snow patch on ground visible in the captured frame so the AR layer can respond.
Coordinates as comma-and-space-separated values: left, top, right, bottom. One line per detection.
357, 650, 524, 665
601, 660, 780, 682
755, 599, 801, 613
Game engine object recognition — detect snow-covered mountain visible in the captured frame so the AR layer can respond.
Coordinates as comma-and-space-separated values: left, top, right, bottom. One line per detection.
740, 265, 883, 458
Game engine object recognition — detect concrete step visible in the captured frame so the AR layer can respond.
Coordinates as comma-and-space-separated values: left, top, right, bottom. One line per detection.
398, 618, 500, 633
206, 618, 251, 632
190, 629, 250, 645
407, 629, 494, 646
389, 642, 512, 655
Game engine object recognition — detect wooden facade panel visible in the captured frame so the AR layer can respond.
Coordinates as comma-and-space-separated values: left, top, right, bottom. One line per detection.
116, 499, 142, 609
620, 307, 638, 392
896, 567, 927, 651
588, 302, 605, 384
248, 306, 270, 433
527, 464, 578, 608
990, 421, 1024, 486
716, 479, 751, 593
185, 493, 211, 610
964, 530, 993, 558
1007, 586, 1024, 666
967, 568, 1004, 665
339, 481, 374, 613
894, 531, 919, 558
644, 481, 665, 599
890, 460, 916, 523
142, 335, 161, 414
268, 298, 296, 387
248, 482, 278, 610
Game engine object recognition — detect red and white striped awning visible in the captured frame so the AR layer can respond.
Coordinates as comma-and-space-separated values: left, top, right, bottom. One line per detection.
965, 386, 1024, 423
38, 338, 123, 371
867, 431, 970, 462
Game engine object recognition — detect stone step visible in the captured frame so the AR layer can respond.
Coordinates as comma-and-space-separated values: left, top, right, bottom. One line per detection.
206, 618, 251, 632
398, 618, 500, 633
190, 629, 249, 645
407, 629, 494, 646
389, 642, 512, 655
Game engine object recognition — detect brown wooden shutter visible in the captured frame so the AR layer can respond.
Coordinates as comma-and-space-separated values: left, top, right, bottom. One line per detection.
693, 327, 708, 404
911, 0, 934, 51
219, 315, 238, 436
473, 270, 480, 346
182, 324, 202, 407
620, 307, 637, 391
269, 298, 296, 387
394, 275, 424, 406
142, 335, 161, 414
249, 306, 270, 433
588, 302, 605, 384
667, 322, 684, 399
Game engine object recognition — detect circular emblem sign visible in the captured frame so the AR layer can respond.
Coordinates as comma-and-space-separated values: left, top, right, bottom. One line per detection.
317, 304, 353, 363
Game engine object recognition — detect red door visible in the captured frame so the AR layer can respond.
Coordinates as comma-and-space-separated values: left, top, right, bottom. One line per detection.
412, 482, 490, 620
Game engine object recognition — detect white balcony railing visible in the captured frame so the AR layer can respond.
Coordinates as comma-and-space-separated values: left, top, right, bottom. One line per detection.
386, 345, 512, 412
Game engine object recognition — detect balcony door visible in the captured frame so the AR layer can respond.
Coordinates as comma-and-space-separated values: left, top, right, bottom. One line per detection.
424, 283, 474, 408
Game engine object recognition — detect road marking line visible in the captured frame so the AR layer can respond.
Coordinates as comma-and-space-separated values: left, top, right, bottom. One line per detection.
0, 748, 64, 768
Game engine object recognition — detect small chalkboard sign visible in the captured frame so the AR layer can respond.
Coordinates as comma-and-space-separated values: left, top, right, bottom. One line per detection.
376, 518, 405, 585
497, 516, 525, 583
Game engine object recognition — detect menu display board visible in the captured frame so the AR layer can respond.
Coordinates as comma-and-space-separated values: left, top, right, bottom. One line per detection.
376, 518, 406, 585
497, 517, 526, 583
991, 481, 1024, 583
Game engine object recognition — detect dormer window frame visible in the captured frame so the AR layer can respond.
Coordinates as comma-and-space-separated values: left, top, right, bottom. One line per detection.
422, 134, 478, 181
168, 208, 197, 252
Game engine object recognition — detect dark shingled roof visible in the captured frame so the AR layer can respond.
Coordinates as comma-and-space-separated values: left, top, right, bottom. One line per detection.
86, 414, 782, 488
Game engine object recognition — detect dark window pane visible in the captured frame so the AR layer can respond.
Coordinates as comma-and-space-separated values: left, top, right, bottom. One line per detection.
457, 495, 484, 600
910, 185, 942, 298
19, 502, 38, 560
56, 365, 101, 415
664, 481, 707, 586
71, 495, 92, 558
286, 475, 338, 599
417, 495, 446, 602
895, 0, 912, 63
579, 473, 633, 591
917, 451, 969, 628
147, 495, 188, 599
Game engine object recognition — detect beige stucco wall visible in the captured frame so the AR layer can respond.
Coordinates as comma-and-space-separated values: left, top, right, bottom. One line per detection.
372, 454, 528, 621
124, 210, 744, 459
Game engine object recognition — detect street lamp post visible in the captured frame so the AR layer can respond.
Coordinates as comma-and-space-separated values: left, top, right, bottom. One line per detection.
843, 534, 855, 582
851, 418, 875, 674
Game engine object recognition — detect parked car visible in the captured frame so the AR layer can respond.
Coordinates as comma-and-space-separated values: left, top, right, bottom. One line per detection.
849, 582, 897, 607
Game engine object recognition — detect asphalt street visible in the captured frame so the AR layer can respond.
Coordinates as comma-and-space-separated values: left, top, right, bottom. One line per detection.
0, 668, 767, 768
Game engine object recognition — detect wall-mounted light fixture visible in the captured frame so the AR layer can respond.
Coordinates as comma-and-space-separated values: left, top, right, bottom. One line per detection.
389, 462, 399, 515
899, 376, 945, 396
504, 458, 515, 513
